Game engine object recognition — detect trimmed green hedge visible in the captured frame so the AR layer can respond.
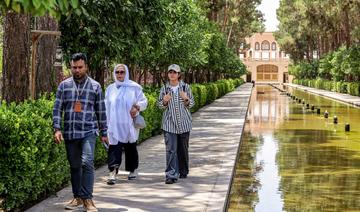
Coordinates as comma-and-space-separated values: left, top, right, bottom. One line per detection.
293, 78, 360, 96
0, 78, 244, 211
0, 98, 70, 211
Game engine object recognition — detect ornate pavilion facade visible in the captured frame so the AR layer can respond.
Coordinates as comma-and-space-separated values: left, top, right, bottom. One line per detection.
240, 32, 292, 83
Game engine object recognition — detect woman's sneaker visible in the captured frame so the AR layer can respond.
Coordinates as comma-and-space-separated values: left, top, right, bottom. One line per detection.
107, 170, 116, 185
128, 170, 137, 180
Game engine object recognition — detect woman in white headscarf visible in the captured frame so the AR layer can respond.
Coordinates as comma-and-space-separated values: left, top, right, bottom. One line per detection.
105, 64, 148, 185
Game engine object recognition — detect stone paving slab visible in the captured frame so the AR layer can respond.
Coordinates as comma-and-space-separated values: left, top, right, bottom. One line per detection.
285, 83, 360, 107
26, 83, 253, 212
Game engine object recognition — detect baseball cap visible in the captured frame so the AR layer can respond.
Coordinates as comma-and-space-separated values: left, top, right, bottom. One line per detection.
168, 64, 181, 73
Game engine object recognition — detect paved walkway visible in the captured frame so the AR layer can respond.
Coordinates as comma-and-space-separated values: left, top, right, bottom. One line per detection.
285, 83, 360, 107
27, 83, 253, 212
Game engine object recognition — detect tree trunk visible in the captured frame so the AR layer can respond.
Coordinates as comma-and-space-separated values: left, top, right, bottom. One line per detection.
207, 69, 211, 83
221, 0, 228, 32
342, 3, 351, 48
35, 15, 59, 98
94, 66, 105, 88
144, 69, 148, 86
317, 36, 322, 58
207, 0, 218, 22
128, 64, 136, 81
88, 59, 105, 87
2, 12, 30, 103
137, 68, 145, 84
226, 23, 233, 47
151, 70, 157, 87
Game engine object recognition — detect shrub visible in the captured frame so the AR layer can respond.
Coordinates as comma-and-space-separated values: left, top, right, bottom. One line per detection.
347, 82, 360, 96
335, 81, 347, 93
206, 83, 219, 104
0, 99, 69, 210
314, 79, 324, 89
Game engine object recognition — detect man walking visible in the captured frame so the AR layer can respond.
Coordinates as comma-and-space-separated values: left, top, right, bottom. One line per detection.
53, 53, 108, 211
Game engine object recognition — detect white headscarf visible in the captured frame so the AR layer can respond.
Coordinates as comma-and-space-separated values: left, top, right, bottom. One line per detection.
113, 64, 142, 89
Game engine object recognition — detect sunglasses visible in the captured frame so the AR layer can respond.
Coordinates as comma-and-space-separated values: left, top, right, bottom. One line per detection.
115, 71, 125, 74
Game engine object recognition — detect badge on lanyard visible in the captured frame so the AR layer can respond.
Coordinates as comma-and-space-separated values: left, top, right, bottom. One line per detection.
73, 77, 89, 113
74, 101, 82, 112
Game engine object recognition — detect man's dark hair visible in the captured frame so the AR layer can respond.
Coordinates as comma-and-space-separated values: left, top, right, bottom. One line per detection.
71, 53, 88, 64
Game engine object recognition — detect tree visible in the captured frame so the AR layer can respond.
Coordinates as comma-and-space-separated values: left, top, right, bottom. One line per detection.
59, 0, 246, 87
0, 0, 79, 102
60, 0, 167, 86
276, 0, 360, 63
34, 15, 60, 97
0, 15, 3, 94
201, 0, 265, 51
2, 12, 31, 103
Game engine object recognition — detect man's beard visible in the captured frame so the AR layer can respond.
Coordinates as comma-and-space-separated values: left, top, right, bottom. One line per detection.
73, 74, 84, 80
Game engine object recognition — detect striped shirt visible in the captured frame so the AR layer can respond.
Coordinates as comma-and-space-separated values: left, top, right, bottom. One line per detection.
53, 76, 107, 140
157, 81, 195, 134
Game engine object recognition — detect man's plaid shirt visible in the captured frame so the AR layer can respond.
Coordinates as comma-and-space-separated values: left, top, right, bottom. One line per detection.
53, 76, 107, 140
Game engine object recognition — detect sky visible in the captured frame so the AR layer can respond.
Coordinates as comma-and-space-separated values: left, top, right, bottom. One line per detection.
257, 0, 280, 32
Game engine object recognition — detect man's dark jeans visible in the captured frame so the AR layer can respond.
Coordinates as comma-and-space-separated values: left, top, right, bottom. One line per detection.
65, 133, 96, 199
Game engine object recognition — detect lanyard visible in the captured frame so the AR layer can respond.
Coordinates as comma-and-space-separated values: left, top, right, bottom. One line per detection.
73, 77, 89, 101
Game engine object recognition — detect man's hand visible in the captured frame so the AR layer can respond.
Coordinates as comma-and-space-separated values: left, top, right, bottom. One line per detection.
163, 93, 172, 105
130, 105, 139, 118
101, 136, 109, 144
54, 130, 63, 144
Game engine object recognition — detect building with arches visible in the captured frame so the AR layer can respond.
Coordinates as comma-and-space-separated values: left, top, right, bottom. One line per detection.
240, 32, 291, 83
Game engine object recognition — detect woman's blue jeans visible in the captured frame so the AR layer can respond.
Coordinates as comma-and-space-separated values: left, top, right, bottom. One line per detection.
65, 133, 96, 199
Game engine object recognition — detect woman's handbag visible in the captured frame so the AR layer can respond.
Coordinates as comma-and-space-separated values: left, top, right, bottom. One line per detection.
133, 114, 146, 129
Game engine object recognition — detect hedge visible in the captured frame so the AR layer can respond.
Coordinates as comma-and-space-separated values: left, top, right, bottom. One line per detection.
0, 78, 244, 211
292, 78, 360, 97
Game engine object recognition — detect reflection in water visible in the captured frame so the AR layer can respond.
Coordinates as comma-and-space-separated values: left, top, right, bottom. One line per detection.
227, 132, 263, 211
228, 85, 360, 212
255, 134, 283, 212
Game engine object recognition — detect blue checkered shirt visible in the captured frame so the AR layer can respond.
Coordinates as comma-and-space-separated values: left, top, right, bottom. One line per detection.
53, 76, 107, 140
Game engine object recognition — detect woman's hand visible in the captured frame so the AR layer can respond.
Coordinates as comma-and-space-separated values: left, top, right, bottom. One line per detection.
180, 91, 188, 101
163, 93, 172, 106
180, 91, 189, 105
130, 105, 139, 118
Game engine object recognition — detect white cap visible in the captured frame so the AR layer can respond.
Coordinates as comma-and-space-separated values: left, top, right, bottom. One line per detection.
168, 64, 181, 73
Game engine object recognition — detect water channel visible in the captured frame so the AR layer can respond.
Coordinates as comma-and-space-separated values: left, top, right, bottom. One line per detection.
228, 85, 360, 212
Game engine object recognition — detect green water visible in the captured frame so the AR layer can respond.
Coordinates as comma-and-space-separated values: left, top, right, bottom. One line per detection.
228, 85, 360, 212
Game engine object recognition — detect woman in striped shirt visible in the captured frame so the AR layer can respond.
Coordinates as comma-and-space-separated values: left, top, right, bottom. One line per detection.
157, 64, 195, 184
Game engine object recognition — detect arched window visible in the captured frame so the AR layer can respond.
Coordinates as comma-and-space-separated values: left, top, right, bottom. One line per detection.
261, 40, 270, 50
271, 42, 276, 50
255, 42, 260, 50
